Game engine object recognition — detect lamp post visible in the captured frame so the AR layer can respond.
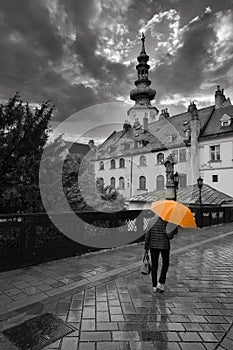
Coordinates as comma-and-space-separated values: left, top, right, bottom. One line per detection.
197, 176, 203, 227
173, 171, 179, 201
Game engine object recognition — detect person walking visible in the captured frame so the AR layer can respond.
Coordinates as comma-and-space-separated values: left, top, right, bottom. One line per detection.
144, 215, 178, 293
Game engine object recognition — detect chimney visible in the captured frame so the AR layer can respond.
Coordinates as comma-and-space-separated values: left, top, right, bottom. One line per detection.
123, 120, 131, 132
188, 102, 200, 185
143, 112, 148, 131
160, 108, 170, 118
188, 102, 199, 120
215, 85, 226, 109
88, 140, 95, 149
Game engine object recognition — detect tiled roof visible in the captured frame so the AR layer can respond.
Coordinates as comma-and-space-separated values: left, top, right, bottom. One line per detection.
64, 141, 90, 155
149, 105, 214, 143
95, 105, 215, 160
199, 105, 233, 139
130, 184, 233, 206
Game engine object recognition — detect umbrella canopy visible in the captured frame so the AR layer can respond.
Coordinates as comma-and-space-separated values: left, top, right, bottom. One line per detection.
151, 200, 197, 228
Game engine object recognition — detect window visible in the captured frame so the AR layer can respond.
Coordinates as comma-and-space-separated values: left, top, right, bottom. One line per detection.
110, 177, 115, 189
212, 175, 218, 182
156, 175, 164, 190
110, 159, 116, 169
172, 150, 178, 163
139, 176, 146, 190
157, 153, 164, 165
179, 148, 186, 162
220, 114, 232, 127
166, 135, 173, 143
99, 161, 104, 170
179, 174, 187, 188
210, 145, 220, 161
119, 158, 125, 168
139, 155, 147, 166
119, 177, 125, 189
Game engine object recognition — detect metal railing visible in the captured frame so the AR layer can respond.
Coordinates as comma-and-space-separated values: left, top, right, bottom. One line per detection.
0, 206, 233, 272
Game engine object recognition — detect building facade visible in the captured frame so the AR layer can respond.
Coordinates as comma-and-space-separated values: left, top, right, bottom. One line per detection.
93, 34, 233, 199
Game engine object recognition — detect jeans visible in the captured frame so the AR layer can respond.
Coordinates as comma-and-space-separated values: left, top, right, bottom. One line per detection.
150, 248, 170, 287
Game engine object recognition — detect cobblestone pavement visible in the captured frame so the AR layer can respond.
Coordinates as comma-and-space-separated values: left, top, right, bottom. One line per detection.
0, 222, 233, 349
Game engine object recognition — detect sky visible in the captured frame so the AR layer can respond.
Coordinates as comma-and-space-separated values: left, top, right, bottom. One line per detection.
1, 0, 233, 142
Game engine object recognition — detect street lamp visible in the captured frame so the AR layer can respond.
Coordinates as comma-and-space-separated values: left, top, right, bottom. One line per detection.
173, 172, 179, 201
197, 176, 203, 227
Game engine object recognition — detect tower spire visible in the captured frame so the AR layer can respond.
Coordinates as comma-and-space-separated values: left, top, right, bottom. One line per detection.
127, 33, 158, 122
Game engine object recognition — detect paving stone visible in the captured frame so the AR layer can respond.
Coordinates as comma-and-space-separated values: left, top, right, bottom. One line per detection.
96, 302, 108, 311
166, 323, 185, 331
78, 342, 95, 350
202, 343, 217, 350
112, 331, 140, 341
97, 322, 118, 331
60, 337, 79, 350
97, 311, 110, 322
182, 323, 203, 331
129, 341, 156, 350
199, 332, 218, 342
205, 315, 228, 323
226, 326, 233, 340
80, 331, 111, 341
220, 336, 233, 350
82, 307, 95, 319
67, 310, 82, 322
110, 306, 123, 315
97, 341, 130, 350
150, 342, 181, 350
118, 322, 148, 331
179, 343, 206, 350
179, 332, 202, 342
161, 331, 180, 341
81, 319, 95, 331
111, 314, 125, 322
201, 323, 225, 332
70, 299, 83, 310
188, 315, 207, 323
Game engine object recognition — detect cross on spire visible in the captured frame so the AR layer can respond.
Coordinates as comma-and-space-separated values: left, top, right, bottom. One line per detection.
141, 32, 146, 54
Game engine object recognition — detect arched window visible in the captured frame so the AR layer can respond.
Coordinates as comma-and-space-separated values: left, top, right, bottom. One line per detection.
110, 159, 116, 169
110, 177, 115, 189
179, 174, 187, 188
119, 158, 125, 168
156, 175, 164, 190
139, 176, 146, 190
139, 155, 147, 166
157, 153, 164, 165
99, 161, 104, 170
119, 177, 125, 189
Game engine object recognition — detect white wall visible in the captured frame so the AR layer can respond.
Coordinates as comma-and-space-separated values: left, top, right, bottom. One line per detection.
200, 136, 233, 197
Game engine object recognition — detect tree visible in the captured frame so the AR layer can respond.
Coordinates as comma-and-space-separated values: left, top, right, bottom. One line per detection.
0, 93, 53, 213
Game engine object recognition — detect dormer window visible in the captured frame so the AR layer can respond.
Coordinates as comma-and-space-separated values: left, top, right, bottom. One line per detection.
220, 113, 232, 127
166, 135, 173, 143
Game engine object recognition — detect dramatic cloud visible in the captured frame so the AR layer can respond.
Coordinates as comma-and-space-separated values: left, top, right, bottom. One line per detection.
0, 0, 232, 130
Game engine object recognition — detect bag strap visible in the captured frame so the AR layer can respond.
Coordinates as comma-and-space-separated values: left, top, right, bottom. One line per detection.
143, 250, 149, 262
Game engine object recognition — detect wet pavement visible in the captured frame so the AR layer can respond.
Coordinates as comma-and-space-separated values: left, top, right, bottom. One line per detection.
0, 222, 233, 349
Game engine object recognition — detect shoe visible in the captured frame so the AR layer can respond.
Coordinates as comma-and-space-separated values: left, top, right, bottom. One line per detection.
152, 286, 157, 293
157, 283, 165, 293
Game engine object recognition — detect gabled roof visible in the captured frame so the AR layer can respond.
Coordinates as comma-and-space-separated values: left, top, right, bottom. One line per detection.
199, 105, 233, 139
95, 105, 215, 160
149, 105, 214, 143
130, 184, 233, 206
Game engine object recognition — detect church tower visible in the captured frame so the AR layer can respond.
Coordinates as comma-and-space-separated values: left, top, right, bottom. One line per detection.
127, 33, 158, 124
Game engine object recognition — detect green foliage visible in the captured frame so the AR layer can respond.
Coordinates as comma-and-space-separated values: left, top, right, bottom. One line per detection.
0, 93, 53, 213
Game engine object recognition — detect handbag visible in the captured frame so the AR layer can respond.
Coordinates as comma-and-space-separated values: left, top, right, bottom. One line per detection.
141, 250, 152, 275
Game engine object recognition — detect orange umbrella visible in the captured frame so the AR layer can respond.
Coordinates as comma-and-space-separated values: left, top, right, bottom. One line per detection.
151, 200, 197, 228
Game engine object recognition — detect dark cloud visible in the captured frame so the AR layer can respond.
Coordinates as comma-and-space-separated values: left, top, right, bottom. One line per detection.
151, 11, 217, 100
